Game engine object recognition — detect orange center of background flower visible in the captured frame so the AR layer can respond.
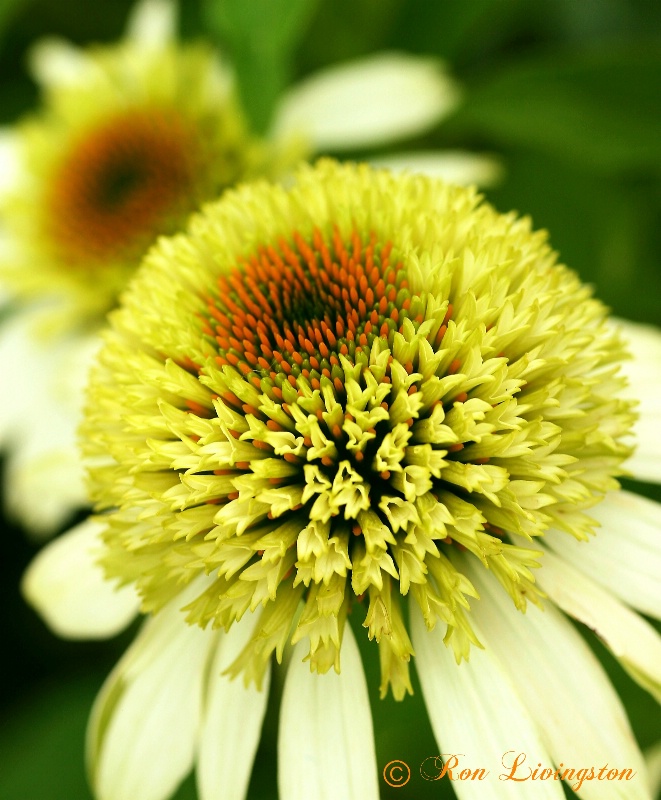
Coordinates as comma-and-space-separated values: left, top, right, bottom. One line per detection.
45, 108, 198, 266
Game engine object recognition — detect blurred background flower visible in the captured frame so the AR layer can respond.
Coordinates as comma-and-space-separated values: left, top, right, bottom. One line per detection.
0, 0, 659, 799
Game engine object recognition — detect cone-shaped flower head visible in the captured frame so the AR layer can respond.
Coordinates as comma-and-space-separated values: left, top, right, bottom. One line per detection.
86, 160, 634, 699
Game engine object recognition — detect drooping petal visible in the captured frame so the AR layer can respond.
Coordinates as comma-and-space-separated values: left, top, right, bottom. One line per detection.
126, 0, 177, 47
371, 150, 503, 187
411, 607, 565, 799
616, 318, 661, 484
22, 518, 139, 639
197, 612, 270, 800
278, 626, 379, 800
270, 53, 460, 152
466, 561, 648, 800
88, 586, 217, 800
544, 490, 661, 621
536, 547, 661, 703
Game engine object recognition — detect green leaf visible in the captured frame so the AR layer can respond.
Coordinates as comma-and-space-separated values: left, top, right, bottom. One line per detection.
388, 0, 528, 67
203, 0, 319, 133
451, 45, 661, 175
297, 0, 401, 70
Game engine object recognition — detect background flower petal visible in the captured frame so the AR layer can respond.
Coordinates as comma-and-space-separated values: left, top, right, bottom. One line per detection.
28, 38, 98, 88
371, 150, 503, 186
126, 0, 177, 47
270, 52, 460, 151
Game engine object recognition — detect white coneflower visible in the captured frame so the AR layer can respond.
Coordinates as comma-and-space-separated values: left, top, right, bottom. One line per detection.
0, 0, 489, 535
24, 161, 660, 800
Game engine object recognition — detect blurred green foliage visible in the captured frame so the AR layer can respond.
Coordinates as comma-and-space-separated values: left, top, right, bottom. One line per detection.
1, 0, 659, 798
203, 0, 320, 131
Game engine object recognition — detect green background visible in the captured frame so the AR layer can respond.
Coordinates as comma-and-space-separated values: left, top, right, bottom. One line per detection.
0, 0, 659, 798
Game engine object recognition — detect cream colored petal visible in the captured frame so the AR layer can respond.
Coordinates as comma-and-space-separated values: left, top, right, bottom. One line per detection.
371, 150, 503, 187
466, 562, 648, 800
537, 547, 661, 702
7, 446, 88, 537
271, 52, 460, 152
0, 309, 38, 449
616, 318, 661, 484
0, 310, 99, 534
22, 518, 140, 639
544, 490, 661, 620
412, 607, 565, 800
624, 420, 661, 484
28, 37, 98, 87
126, 0, 177, 47
197, 611, 270, 800
88, 590, 218, 800
5, 332, 94, 534
278, 626, 379, 800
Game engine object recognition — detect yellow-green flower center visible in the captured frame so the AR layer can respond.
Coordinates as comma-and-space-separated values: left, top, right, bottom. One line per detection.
86, 161, 634, 699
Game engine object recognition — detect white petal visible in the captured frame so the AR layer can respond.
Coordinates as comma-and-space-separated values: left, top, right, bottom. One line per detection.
22, 519, 140, 639
7, 446, 89, 537
616, 318, 661, 374
0, 308, 44, 448
411, 607, 564, 800
126, 0, 177, 47
536, 547, 661, 702
278, 626, 379, 800
616, 318, 661, 483
466, 563, 648, 800
271, 52, 460, 152
88, 589, 217, 800
5, 333, 97, 533
0, 309, 100, 534
371, 150, 503, 187
197, 612, 270, 800
544, 490, 661, 620
28, 37, 98, 87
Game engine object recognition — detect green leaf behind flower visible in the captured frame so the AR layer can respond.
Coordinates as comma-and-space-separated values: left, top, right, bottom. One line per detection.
202, 0, 319, 133
0, 0, 24, 48
450, 45, 661, 175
